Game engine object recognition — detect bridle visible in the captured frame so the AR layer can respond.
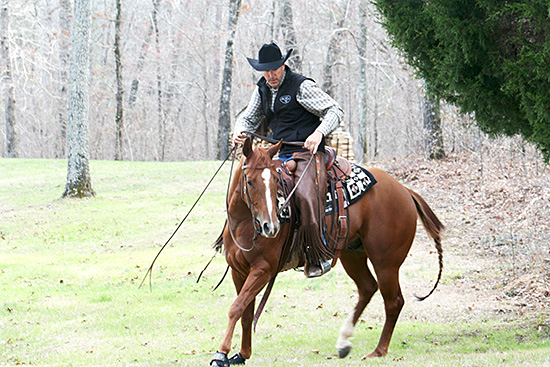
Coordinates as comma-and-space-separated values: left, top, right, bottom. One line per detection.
241, 160, 276, 240
225, 147, 279, 252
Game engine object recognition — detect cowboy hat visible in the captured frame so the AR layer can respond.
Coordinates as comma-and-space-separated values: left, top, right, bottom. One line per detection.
247, 42, 293, 71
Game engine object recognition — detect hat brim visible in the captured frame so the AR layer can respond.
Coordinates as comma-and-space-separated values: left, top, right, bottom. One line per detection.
247, 49, 293, 71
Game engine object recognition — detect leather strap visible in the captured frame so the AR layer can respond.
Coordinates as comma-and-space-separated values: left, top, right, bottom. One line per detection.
331, 178, 349, 267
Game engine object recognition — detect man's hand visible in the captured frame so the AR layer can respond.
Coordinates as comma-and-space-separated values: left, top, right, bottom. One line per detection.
303, 130, 324, 154
232, 131, 247, 146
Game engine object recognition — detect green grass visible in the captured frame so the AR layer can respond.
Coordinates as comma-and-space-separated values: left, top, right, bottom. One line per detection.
1, 158, 549, 366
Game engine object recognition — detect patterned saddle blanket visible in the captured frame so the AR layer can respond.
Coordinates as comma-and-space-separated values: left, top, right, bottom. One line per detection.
325, 164, 377, 215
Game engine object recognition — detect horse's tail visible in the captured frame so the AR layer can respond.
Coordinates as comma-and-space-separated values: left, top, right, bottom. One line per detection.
408, 188, 445, 301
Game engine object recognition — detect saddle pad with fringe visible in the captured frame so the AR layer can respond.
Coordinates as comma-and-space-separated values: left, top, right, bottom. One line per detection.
276, 165, 377, 221
325, 165, 377, 215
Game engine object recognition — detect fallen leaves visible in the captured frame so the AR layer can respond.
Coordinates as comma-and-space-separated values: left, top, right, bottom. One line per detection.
381, 148, 550, 312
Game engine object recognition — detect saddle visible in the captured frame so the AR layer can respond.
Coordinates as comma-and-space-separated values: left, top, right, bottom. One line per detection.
275, 146, 352, 267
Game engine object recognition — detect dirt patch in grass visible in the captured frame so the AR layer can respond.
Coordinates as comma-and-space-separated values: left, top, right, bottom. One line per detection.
370, 147, 550, 326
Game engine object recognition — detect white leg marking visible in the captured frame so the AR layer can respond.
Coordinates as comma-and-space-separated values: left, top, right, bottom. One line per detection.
336, 310, 355, 350
262, 168, 274, 225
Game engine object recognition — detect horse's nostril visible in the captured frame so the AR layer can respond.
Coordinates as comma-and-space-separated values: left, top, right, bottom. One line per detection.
263, 222, 272, 235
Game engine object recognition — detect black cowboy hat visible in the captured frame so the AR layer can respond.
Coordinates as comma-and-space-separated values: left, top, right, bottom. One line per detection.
247, 43, 293, 71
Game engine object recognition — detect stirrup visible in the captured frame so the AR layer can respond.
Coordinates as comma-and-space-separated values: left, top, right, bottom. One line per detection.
305, 260, 331, 278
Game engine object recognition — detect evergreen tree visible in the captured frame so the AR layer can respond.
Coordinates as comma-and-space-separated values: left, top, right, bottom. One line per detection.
375, 0, 550, 160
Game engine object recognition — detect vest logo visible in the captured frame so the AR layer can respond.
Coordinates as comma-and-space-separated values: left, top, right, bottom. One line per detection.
279, 95, 292, 104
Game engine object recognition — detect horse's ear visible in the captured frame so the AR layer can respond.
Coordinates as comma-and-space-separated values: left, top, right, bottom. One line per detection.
242, 137, 253, 158
267, 139, 283, 159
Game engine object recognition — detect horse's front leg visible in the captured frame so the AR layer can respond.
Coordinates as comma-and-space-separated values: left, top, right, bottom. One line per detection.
240, 295, 255, 353
211, 264, 271, 366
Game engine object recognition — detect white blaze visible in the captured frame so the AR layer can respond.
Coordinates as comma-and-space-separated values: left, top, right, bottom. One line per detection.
262, 168, 274, 224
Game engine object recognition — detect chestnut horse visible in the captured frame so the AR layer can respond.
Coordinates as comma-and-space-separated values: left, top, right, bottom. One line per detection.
210, 138, 444, 366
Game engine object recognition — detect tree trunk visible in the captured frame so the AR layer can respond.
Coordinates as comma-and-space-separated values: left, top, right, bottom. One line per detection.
56, 0, 71, 159
322, 29, 343, 99
152, 0, 165, 161
114, 0, 124, 161
0, 3, 17, 158
63, 0, 95, 198
422, 81, 445, 160
278, 0, 301, 72
321, 2, 348, 99
217, 0, 242, 160
163, 5, 184, 158
356, 0, 368, 162
127, 11, 155, 108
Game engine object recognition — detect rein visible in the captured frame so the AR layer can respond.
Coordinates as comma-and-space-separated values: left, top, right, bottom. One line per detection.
241, 130, 315, 218
225, 147, 258, 252
244, 130, 303, 147
275, 154, 314, 217
226, 131, 311, 251
140, 133, 313, 292
139, 146, 237, 290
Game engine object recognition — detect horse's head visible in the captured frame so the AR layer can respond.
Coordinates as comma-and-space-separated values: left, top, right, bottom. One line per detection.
240, 137, 283, 238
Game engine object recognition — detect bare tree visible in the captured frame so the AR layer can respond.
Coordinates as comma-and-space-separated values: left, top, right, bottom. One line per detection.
278, 0, 301, 72
151, 0, 166, 161
127, 9, 154, 108
114, 0, 124, 161
56, 0, 71, 159
218, 0, 242, 160
1, 2, 17, 158
422, 81, 445, 159
63, 0, 95, 198
356, 0, 368, 162
321, 1, 349, 98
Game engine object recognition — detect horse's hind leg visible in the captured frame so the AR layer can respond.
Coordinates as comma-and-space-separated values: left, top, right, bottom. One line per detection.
362, 267, 404, 358
336, 249, 379, 359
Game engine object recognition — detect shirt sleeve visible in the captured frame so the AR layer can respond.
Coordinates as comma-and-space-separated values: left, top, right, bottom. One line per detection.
233, 87, 265, 134
296, 80, 344, 136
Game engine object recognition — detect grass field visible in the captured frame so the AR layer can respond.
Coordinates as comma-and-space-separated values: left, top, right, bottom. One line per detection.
1, 158, 549, 366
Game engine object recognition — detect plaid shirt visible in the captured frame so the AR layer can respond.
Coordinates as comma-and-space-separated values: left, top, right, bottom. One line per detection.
234, 73, 343, 138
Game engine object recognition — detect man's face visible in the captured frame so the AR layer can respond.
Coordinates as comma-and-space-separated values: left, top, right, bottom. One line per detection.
263, 65, 285, 89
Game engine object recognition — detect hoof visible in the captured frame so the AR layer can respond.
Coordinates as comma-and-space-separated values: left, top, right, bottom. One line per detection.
361, 350, 386, 359
338, 345, 352, 359
210, 351, 229, 367
229, 353, 246, 365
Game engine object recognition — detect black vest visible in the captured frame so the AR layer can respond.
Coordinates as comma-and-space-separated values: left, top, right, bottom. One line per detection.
258, 68, 325, 155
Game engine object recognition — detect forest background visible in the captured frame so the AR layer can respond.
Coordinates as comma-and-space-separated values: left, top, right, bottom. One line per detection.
0, 0, 513, 163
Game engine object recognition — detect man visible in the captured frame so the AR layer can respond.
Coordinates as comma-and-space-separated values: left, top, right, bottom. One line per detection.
233, 42, 344, 278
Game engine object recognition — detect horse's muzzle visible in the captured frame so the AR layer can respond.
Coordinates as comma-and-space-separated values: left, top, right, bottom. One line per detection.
260, 220, 280, 238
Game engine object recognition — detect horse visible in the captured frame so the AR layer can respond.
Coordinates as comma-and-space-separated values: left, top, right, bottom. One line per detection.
209, 137, 444, 366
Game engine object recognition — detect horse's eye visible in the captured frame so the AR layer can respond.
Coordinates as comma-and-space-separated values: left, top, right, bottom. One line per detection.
247, 180, 253, 187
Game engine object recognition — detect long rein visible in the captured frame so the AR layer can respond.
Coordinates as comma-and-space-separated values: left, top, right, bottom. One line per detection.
139, 146, 237, 290
139, 133, 312, 289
